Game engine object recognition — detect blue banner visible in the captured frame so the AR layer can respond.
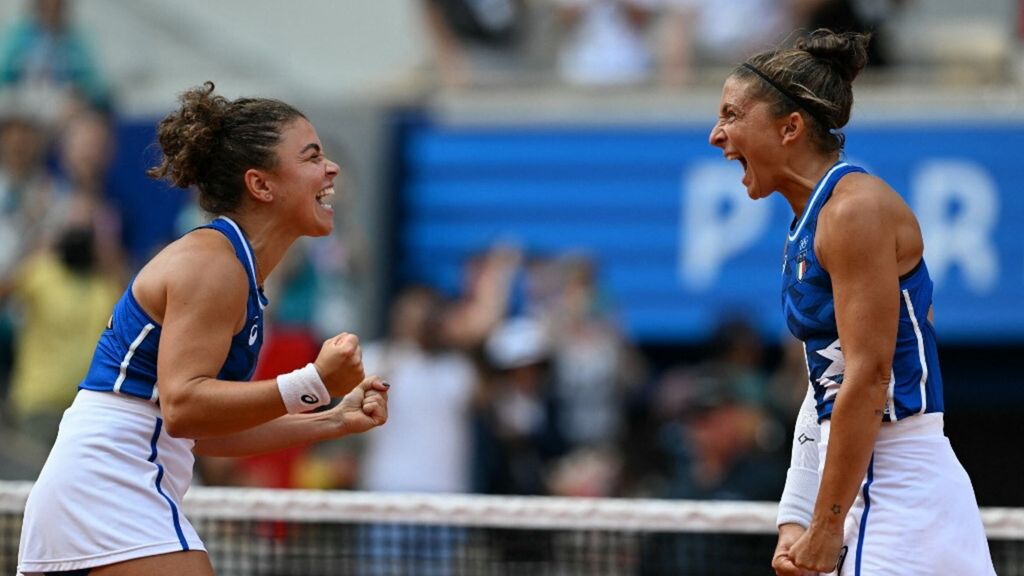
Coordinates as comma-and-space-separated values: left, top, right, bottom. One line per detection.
397, 119, 1024, 343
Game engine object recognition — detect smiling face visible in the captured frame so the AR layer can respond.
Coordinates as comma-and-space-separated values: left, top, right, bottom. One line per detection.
264, 117, 340, 236
708, 76, 786, 201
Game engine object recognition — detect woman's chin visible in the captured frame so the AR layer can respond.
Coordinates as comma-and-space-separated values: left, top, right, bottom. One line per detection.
313, 221, 334, 237
745, 183, 771, 200
310, 206, 335, 236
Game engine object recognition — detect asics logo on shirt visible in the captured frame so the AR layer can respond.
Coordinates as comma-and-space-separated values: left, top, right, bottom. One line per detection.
301, 394, 320, 405
249, 323, 259, 346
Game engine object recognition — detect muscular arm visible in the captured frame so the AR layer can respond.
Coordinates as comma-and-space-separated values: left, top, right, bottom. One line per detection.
153, 235, 290, 439
193, 412, 341, 457
789, 178, 900, 571
194, 377, 389, 457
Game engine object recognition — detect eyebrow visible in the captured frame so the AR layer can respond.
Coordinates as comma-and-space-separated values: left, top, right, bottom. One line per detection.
299, 143, 321, 156
720, 102, 741, 115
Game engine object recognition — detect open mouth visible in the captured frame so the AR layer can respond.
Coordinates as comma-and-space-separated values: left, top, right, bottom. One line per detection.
726, 154, 748, 178
316, 187, 335, 208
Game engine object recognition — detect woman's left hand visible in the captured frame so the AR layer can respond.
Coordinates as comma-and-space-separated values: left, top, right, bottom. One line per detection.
788, 523, 844, 574
332, 376, 389, 435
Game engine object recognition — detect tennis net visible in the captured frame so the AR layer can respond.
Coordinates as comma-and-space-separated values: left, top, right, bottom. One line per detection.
2, 481, 1022, 575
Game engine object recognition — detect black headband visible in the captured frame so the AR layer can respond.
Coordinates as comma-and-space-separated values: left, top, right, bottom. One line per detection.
741, 63, 832, 130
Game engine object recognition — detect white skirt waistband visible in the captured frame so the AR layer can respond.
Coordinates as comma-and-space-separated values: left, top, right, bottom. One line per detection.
821, 412, 944, 444
73, 388, 164, 419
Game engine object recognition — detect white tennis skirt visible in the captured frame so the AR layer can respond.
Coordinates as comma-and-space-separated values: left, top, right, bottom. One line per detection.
18, 390, 205, 574
820, 413, 995, 576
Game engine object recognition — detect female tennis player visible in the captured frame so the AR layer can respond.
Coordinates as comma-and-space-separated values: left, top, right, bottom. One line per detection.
18, 82, 389, 576
708, 30, 995, 575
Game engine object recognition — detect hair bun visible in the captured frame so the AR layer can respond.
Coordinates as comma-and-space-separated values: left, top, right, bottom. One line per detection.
147, 81, 229, 190
796, 29, 870, 83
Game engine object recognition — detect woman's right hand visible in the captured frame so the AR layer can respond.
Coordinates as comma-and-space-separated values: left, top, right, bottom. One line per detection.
313, 333, 365, 397
773, 523, 816, 576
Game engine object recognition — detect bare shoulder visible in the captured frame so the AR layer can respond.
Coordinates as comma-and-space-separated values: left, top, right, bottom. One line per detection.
166, 230, 248, 295
820, 173, 905, 231
134, 230, 248, 323
816, 173, 900, 268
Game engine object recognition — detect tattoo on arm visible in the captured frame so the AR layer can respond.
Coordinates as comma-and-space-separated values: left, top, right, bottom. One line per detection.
831, 504, 842, 515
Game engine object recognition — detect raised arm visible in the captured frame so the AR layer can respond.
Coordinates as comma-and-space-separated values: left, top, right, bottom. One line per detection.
788, 176, 900, 572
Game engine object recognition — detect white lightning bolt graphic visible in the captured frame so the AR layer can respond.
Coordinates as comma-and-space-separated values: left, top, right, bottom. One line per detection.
816, 338, 845, 401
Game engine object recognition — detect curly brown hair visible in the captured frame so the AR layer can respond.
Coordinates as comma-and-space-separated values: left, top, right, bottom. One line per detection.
147, 82, 306, 214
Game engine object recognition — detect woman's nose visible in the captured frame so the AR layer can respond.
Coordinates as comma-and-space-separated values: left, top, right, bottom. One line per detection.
708, 123, 725, 147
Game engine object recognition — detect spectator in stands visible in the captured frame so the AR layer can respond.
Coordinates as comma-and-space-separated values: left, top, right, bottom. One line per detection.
658, 0, 795, 86
7, 221, 121, 468
442, 244, 522, 350
792, 0, 908, 68
0, 105, 63, 434
0, 106, 63, 284
476, 316, 566, 495
638, 363, 787, 576
553, 0, 658, 86
421, 0, 535, 88
359, 285, 479, 494
0, 0, 111, 123
656, 364, 786, 501
55, 108, 127, 283
547, 255, 643, 451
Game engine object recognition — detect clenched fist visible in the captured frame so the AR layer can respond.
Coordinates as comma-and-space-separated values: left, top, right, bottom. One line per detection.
332, 376, 390, 435
313, 333, 365, 397
773, 524, 816, 576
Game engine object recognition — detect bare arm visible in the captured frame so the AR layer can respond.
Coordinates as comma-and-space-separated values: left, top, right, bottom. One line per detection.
658, 6, 697, 87
194, 377, 389, 457
154, 237, 289, 438
443, 246, 520, 348
152, 234, 364, 439
788, 178, 900, 572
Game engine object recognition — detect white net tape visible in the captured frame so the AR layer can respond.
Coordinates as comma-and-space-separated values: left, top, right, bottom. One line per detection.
2, 480, 1022, 539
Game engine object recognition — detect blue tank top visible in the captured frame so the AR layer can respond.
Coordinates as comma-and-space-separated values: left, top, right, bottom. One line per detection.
79, 216, 268, 402
782, 162, 944, 423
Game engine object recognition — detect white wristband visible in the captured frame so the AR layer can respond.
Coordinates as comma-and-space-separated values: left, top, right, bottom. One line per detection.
277, 363, 330, 414
777, 466, 820, 528
778, 384, 822, 528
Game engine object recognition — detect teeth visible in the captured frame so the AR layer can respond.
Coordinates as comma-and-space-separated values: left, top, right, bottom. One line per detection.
317, 187, 335, 207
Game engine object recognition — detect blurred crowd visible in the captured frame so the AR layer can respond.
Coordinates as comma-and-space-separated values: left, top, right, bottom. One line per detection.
0, 0, 124, 476
0, 0, 902, 504
194, 243, 807, 503
421, 0, 908, 90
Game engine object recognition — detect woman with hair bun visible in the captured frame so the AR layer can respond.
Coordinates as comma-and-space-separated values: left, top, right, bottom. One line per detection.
18, 83, 389, 576
709, 30, 995, 575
